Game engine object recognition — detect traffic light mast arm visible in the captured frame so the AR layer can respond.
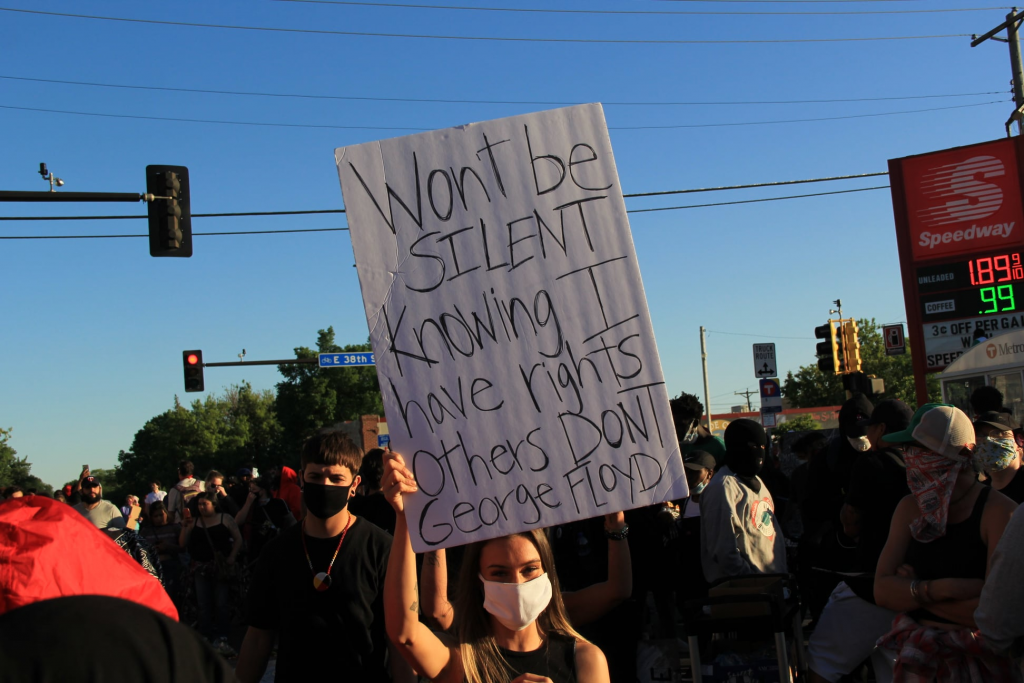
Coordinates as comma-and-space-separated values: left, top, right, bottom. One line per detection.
202, 358, 319, 368
0, 190, 150, 203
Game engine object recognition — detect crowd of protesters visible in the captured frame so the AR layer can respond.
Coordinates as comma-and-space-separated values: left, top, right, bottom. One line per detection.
4, 388, 1024, 682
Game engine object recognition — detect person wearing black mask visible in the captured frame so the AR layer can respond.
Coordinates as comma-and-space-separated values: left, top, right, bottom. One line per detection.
236, 431, 411, 683
808, 399, 913, 683
700, 419, 787, 584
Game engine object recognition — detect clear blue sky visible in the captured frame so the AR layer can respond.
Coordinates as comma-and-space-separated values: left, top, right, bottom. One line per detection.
0, 0, 1013, 488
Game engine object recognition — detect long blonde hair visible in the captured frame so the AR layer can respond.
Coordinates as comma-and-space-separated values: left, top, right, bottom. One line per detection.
454, 529, 587, 683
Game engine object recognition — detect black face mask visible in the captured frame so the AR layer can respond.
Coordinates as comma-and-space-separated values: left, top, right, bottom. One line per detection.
302, 482, 352, 520
727, 446, 765, 478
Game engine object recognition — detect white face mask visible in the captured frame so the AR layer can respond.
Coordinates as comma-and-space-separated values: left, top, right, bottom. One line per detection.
479, 572, 553, 631
847, 435, 871, 452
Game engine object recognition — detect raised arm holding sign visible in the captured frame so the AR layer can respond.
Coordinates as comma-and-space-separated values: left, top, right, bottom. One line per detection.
336, 104, 688, 553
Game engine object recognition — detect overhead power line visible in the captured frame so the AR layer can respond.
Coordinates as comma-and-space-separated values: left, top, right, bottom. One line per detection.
0, 100, 1004, 132
1, 74, 1006, 107
0, 171, 889, 221
0, 7, 972, 43
273, 0, 1010, 15
0, 185, 894, 238
627, 185, 889, 212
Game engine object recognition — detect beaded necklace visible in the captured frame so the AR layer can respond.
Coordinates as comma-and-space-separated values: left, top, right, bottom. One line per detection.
301, 514, 353, 591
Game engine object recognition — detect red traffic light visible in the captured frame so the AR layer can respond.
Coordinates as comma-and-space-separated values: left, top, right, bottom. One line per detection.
187, 353, 199, 366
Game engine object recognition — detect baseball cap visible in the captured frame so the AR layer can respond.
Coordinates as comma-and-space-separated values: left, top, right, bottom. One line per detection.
859, 399, 913, 434
885, 403, 975, 459
81, 476, 101, 488
974, 410, 1020, 433
683, 450, 716, 471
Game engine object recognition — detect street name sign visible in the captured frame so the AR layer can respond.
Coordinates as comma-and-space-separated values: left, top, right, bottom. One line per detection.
318, 352, 375, 368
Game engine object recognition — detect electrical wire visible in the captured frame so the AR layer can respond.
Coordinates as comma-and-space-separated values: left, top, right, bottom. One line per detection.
0, 185, 893, 237
0, 7, 972, 43
627, 185, 889, 212
613, 101, 1005, 128
0, 171, 890, 221
627, 171, 887, 197
707, 329, 816, 339
273, 0, 1010, 15
0, 100, 1004, 132
1, 74, 1006, 107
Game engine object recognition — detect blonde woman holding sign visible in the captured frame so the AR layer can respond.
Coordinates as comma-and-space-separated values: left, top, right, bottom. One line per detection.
383, 451, 611, 683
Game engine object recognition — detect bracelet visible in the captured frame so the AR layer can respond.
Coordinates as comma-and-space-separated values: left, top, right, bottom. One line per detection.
604, 524, 629, 541
910, 580, 920, 602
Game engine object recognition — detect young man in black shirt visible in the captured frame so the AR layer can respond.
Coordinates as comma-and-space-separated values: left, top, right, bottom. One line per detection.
236, 432, 409, 683
807, 398, 912, 683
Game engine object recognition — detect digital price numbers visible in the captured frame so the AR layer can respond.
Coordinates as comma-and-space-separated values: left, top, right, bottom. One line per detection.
970, 253, 1024, 314
916, 250, 1024, 322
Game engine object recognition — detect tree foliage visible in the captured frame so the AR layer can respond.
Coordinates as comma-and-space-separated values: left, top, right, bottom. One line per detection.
774, 413, 820, 433
116, 382, 281, 498
782, 318, 940, 409
0, 427, 53, 495
274, 327, 383, 462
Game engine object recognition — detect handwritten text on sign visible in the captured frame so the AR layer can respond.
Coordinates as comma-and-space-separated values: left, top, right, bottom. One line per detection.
336, 104, 687, 551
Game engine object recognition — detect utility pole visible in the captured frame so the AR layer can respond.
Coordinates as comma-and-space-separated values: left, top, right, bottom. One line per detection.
735, 388, 757, 413
972, 8, 1024, 135
700, 326, 713, 432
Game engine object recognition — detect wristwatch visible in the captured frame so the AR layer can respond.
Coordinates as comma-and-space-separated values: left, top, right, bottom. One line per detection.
604, 524, 629, 541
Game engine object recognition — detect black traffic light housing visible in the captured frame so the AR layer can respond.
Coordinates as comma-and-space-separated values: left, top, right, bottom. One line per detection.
147, 165, 192, 257
815, 322, 840, 374
183, 350, 204, 392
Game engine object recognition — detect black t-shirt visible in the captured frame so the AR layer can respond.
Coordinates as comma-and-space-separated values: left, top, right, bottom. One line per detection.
844, 446, 910, 603
995, 466, 1024, 504
0, 595, 234, 683
349, 492, 397, 536
246, 517, 393, 682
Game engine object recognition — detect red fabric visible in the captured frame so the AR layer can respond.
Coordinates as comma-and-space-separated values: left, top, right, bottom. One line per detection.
0, 496, 177, 621
876, 613, 1015, 682
274, 466, 303, 520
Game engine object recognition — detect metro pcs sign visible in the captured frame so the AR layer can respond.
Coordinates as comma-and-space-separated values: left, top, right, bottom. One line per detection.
896, 139, 1024, 262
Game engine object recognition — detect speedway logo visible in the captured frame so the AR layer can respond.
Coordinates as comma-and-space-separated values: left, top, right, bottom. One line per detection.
898, 139, 1024, 261
916, 155, 1004, 228
917, 221, 1015, 250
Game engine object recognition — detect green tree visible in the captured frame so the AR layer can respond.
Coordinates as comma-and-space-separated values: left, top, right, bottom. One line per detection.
117, 383, 281, 497
782, 318, 940, 409
275, 327, 383, 461
774, 413, 820, 432
0, 428, 54, 496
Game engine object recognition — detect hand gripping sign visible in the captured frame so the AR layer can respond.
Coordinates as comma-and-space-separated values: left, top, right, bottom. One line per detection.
335, 104, 688, 552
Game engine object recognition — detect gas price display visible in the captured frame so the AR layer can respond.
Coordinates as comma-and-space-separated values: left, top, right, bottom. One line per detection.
917, 251, 1024, 322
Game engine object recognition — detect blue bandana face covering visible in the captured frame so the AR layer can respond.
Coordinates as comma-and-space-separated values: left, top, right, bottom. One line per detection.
975, 436, 1018, 472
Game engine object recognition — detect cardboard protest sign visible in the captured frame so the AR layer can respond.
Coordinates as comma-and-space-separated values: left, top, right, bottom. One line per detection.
336, 104, 687, 552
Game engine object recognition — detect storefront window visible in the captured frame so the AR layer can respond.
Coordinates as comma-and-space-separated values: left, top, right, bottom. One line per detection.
990, 372, 1024, 425
943, 375, 987, 419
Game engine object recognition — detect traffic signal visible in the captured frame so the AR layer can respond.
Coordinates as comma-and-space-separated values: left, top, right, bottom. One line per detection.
842, 320, 862, 373
147, 165, 192, 257
815, 322, 840, 374
183, 350, 204, 392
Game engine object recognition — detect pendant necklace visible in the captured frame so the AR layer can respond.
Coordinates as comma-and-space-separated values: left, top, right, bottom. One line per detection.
301, 514, 353, 592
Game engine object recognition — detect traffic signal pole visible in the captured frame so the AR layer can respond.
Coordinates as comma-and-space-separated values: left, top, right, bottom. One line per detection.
202, 358, 318, 368
0, 190, 150, 202
972, 8, 1024, 134
700, 326, 713, 432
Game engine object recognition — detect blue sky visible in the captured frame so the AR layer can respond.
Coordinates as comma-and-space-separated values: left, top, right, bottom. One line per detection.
0, 0, 1014, 488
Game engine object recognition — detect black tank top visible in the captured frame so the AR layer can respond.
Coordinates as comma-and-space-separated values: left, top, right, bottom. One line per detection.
499, 632, 577, 683
905, 486, 990, 623
187, 515, 235, 562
